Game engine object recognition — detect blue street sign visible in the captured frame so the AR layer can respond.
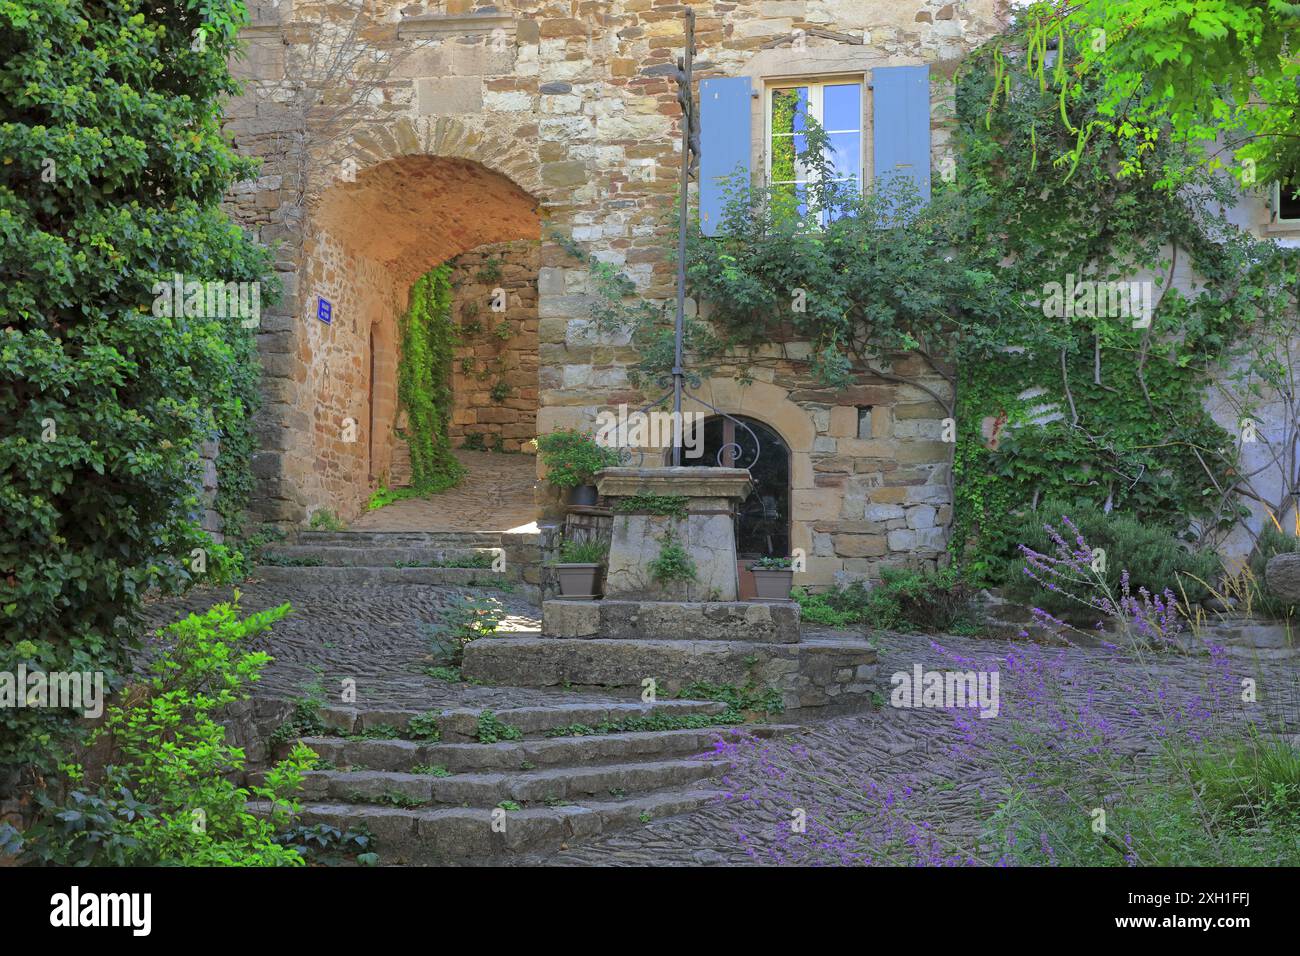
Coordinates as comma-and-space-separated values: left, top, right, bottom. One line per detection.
317, 297, 333, 324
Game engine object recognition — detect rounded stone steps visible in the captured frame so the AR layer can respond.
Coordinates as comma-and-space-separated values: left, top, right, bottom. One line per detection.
262, 757, 731, 808
252, 565, 512, 587
316, 699, 730, 742
298, 724, 802, 773
461, 636, 880, 710
296, 530, 539, 548
250, 787, 725, 864
261, 544, 507, 567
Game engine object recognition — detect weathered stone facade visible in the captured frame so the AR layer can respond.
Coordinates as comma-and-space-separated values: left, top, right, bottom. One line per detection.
225, 0, 1007, 584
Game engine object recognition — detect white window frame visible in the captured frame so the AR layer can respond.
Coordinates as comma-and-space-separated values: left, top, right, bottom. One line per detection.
1273, 180, 1300, 223
764, 76, 865, 199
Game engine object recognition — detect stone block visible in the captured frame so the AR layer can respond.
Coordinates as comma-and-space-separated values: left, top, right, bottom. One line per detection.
416, 76, 483, 114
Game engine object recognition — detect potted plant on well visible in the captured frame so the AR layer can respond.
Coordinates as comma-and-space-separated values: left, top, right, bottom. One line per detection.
536, 428, 620, 506
554, 537, 607, 599
750, 555, 795, 601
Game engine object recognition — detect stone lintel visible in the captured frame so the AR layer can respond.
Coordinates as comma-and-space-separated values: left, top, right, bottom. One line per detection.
595, 466, 752, 503
398, 12, 516, 38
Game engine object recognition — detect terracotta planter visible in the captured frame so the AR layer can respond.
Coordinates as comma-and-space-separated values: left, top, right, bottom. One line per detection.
557, 563, 602, 599
751, 568, 794, 601
566, 484, 599, 507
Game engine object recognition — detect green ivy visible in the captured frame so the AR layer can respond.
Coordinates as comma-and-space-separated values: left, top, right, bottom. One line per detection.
398, 265, 465, 493
613, 494, 689, 518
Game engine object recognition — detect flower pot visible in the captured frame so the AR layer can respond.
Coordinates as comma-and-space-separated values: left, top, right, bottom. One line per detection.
751, 568, 794, 601
566, 484, 599, 507
556, 563, 602, 599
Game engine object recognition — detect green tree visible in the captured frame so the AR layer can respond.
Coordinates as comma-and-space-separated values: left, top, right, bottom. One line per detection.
999, 1, 1300, 189
0, 0, 272, 782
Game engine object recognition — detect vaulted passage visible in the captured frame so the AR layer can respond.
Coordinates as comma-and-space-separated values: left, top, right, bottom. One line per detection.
286, 155, 542, 523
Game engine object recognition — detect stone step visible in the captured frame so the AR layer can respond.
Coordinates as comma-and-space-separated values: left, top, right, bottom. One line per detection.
298, 724, 802, 773
250, 787, 724, 864
262, 544, 508, 568
297, 530, 539, 548
462, 636, 879, 711
252, 565, 513, 587
317, 699, 730, 742
543, 599, 800, 643
257, 757, 731, 808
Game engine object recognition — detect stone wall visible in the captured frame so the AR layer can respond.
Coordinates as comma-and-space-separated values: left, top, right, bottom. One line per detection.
448, 240, 541, 453
224, 0, 1002, 573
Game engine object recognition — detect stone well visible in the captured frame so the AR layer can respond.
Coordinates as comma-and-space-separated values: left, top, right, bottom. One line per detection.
597, 466, 752, 602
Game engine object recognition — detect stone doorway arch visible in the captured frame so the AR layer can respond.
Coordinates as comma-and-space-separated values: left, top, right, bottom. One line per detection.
284, 152, 543, 522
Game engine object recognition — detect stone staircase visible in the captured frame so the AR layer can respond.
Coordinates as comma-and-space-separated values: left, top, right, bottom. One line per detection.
257, 530, 542, 598
463, 599, 880, 711
252, 699, 800, 864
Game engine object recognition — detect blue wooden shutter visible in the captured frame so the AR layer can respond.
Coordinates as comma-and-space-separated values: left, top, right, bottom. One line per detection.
872, 65, 931, 214
699, 76, 752, 236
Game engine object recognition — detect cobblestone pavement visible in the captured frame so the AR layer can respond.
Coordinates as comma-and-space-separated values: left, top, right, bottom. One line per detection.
141, 579, 636, 710
350, 449, 539, 533
515, 631, 1299, 866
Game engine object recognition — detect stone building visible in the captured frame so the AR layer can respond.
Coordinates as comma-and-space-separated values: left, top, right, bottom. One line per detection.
222, 0, 1300, 587
224, 0, 1009, 588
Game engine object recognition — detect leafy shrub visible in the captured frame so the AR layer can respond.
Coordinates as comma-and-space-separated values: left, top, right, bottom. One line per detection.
536, 429, 619, 488
557, 538, 607, 564
1250, 526, 1300, 620
752, 556, 793, 570
795, 569, 972, 632
398, 266, 465, 493
0, 0, 274, 785
406, 713, 442, 742
428, 595, 504, 667
996, 501, 1220, 617
274, 823, 375, 866
20, 597, 314, 866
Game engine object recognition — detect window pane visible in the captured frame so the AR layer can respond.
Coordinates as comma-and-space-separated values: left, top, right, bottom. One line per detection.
770, 87, 808, 137
823, 83, 861, 132
828, 131, 860, 181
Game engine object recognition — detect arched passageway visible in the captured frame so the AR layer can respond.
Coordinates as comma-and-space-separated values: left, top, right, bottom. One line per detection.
289, 154, 542, 521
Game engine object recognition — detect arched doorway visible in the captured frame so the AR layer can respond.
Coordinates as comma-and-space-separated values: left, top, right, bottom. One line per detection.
292, 154, 542, 521
685, 415, 791, 559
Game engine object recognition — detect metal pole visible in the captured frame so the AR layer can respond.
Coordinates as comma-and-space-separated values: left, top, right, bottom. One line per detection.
672, 7, 694, 467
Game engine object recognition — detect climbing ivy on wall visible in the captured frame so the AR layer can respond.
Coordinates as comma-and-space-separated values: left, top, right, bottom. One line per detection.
948, 26, 1300, 578
398, 265, 465, 492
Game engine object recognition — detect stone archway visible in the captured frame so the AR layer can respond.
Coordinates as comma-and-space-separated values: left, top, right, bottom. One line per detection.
282, 152, 543, 522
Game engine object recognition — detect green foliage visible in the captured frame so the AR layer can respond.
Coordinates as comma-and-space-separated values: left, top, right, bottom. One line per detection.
557, 538, 607, 564
411, 764, 452, 777
648, 529, 696, 585
423, 665, 464, 683
308, 510, 346, 532
1002, 1, 1300, 189
476, 710, 522, 744
274, 823, 375, 865
20, 597, 312, 866
406, 713, 442, 742
613, 494, 689, 518
489, 380, 510, 402
0, 0, 274, 783
996, 501, 1221, 616
1251, 527, 1300, 620
794, 568, 973, 633
676, 680, 784, 717
347, 724, 401, 741
752, 556, 793, 570
535, 428, 619, 488
270, 674, 329, 746
428, 594, 504, 667
949, 23, 1298, 570
544, 710, 746, 738
398, 265, 465, 493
